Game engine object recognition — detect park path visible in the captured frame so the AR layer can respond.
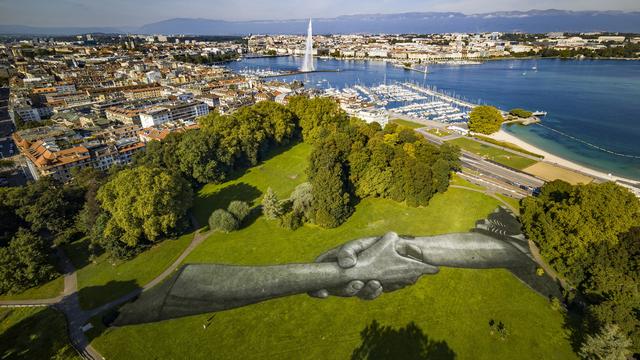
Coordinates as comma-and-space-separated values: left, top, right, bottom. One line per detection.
0, 189, 569, 359
0, 215, 213, 360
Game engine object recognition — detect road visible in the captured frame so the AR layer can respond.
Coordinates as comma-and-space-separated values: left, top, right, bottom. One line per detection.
413, 127, 544, 198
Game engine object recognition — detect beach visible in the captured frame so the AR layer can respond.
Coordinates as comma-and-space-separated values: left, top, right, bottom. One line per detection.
488, 130, 640, 187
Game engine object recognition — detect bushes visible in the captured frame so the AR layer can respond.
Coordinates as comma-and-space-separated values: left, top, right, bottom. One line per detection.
227, 201, 250, 222
208, 201, 252, 233
208, 209, 239, 233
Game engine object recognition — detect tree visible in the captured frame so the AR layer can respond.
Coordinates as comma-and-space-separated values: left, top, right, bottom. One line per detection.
287, 96, 348, 142
520, 181, 640, 352
308, 132, 353, 228
579, 324, 632, 360
468, 105, 504, 134
290, 182, 314, 223
0, 229, 56, 294
208, 209, 239, 233
227, 201, 251, 223
509, 108, 533, 118
97, 166, 193, 246
176, 129, 227, 184
262, 188, 284, 220
520, 181, 640, 282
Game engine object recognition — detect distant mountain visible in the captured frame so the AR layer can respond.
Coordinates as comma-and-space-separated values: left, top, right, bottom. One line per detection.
2, 10, 640, 36
0, 24, 124, 36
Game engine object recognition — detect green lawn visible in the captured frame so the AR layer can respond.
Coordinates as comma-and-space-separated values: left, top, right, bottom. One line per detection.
193, 142, 311, 226
90, 144, 576, 360
447, 137, 538, 170
0, 307, 80, 359
495, 194, 522, 214
0, 276, 64, 301
450, 173, 486, 191
391, 119, 426, 129
65, 233, 193, 310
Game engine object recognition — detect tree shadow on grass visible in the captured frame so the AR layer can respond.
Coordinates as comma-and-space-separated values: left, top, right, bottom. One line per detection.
0, 307, 77, 360
78, 280, 139, 311
351, 320, 456, 360
196, 182, 262, 224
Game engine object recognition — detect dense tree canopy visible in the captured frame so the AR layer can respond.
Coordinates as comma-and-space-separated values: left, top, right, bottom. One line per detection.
97, 166, 193, 246
468, 105, 504, 134
286, 96, 348, 143
136, 101, 299, 185
0, 229, 56, 294
520, 180, 640, 352
304, 119, 459, 228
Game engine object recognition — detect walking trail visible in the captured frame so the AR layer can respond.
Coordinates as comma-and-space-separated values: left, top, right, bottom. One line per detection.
0, 216, 213, 360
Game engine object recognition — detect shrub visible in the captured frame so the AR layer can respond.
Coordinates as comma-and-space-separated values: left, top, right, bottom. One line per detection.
279, 210, 303, 230
227, 201, 251, 223
208, 209, 239, 233
536, 267, 545, 276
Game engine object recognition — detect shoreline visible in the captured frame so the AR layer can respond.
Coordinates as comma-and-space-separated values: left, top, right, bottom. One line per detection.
486, 129, 640, 186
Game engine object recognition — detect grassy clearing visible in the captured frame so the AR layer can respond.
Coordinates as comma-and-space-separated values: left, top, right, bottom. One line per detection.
0, 307, 80, 359
65, 233, 193, 310
391, 118, 426, 129
91, 145, 576, 360
523, 162, 593, 185
0, 276, 64, 301
450, 173, 486, 191
495, 194, 522, 213
448, 137, 538, 170
474, 135, 544, 159
193, 142, 311, 227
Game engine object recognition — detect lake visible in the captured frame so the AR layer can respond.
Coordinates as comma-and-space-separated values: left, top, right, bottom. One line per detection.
227, 57, 640, 180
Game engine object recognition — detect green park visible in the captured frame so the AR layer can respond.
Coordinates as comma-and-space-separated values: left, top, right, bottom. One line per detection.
1, 99, 638, 360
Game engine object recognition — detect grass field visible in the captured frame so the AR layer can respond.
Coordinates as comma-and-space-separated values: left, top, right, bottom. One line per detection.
391, 118, 426, 129
90, 144, 576, 360
65, 233, 193, 310
0, 276, 64, 301
523, 162, 593, 185
447, 137, 538, 170
193, 142, 311, 226
495, 194, 522, 214
0, 307, 80, 359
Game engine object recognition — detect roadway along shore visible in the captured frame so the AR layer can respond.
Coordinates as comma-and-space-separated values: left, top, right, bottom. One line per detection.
487, 130, 640, 188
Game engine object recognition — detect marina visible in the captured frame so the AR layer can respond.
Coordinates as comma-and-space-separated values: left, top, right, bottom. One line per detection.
227, 57, 640, 180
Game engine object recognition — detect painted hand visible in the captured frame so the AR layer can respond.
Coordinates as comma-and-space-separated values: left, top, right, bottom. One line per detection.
309, 232, 438, 300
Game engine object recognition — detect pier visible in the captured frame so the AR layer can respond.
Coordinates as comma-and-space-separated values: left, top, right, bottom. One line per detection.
403, 83, 477, 109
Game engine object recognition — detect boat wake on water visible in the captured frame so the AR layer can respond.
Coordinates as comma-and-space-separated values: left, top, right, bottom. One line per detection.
535, 123, 640, 159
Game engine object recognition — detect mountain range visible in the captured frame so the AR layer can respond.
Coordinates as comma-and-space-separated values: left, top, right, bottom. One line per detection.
1, 10, 639, 36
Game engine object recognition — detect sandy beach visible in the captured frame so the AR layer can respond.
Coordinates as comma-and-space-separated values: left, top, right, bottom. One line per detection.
486, 130, 640, 186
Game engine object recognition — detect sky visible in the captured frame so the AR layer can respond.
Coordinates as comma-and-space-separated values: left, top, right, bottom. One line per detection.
0, 0, 639, 27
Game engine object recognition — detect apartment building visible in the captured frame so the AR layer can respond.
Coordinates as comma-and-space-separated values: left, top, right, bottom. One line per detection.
139, 101, 208, 128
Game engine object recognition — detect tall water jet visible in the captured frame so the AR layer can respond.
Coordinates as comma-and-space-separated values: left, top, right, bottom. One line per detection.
301, 19, 315, 72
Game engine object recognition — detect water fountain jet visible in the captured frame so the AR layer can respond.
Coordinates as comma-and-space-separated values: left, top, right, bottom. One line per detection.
301, 19, 315, 72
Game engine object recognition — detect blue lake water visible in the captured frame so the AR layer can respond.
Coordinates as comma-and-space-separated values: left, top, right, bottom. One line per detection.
227, 57, 640, 180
